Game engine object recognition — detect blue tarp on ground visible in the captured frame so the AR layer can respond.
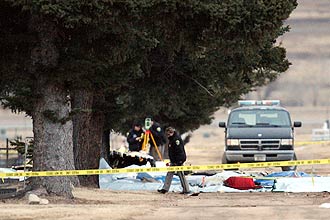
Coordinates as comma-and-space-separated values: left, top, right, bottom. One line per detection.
98, 158, 330, 193
98, 158, 267, 193
255, 171, 316, 188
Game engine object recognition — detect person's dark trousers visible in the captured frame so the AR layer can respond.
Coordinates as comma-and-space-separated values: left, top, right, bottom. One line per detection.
161, 164, 189, 193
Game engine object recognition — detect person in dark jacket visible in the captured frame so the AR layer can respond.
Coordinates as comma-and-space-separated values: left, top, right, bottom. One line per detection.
148, 118, 166, 160
158, 127, 190, 194
127, 122, 144, 152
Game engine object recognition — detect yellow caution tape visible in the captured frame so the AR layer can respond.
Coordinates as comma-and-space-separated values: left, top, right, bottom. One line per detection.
0, 150, 19, 155
1, 158, 330, 178
295, 141, 330, 146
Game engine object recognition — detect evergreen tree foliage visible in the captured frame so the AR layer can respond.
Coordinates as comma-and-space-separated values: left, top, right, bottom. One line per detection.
106, 0, 297, 133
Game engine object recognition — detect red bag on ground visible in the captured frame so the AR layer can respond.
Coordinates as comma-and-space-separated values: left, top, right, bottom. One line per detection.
223, 176, 262, 190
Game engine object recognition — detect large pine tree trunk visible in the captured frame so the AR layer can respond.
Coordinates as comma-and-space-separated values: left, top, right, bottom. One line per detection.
29, 16, 78, 198
32, 80, 77, 198
101, 129, 111, 163
72, 90, 105, 186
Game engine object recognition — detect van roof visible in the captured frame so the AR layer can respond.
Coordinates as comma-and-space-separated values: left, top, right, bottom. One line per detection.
232, 105, 288, 112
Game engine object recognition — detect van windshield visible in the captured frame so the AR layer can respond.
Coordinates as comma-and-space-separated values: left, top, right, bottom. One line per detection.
228, 109, 291, 127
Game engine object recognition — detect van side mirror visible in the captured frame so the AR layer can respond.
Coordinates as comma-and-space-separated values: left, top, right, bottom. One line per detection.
293, 121, 302, 127
219, 122, 226, 128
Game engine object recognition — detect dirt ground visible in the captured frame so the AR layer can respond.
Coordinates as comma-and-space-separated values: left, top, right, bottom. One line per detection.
2, 189, 330, 220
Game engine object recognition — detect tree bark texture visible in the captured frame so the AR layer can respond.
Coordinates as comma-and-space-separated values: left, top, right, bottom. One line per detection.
72, 90, 105, 186
101, 129, 111, 163
29, 16, 77, 198
32, 80, 76, 198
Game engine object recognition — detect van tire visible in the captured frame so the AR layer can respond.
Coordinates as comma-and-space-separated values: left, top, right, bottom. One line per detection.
222, 153, 238, 170
221, 153, 228, 164
281, 153, 297, 171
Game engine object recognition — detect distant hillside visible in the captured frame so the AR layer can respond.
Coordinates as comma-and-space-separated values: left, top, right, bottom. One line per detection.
248, 0, 330, 107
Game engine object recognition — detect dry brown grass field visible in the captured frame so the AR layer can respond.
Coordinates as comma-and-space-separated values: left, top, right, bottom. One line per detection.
249, 0, 330, 107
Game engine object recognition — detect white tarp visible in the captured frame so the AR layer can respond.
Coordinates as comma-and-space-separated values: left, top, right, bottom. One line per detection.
98, 158, 267, 193
99, 158, 330, 193
273, 177, 330, 192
